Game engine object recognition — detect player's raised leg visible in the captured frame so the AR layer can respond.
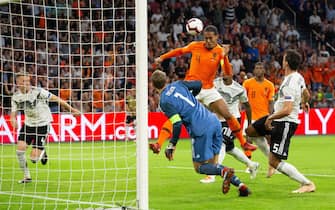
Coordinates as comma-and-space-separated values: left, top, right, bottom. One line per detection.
149, 119, 172, 154
209, 99, 257, 151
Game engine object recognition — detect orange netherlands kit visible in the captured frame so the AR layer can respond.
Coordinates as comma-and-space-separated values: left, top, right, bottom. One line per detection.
160, 41, 232, 89
243, 78, 275, 120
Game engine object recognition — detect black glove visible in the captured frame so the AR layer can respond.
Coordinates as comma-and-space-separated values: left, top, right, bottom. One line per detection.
165, 143, 176, 161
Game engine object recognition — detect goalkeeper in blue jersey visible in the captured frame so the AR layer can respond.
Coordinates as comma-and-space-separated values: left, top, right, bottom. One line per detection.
151, 70, 251, 196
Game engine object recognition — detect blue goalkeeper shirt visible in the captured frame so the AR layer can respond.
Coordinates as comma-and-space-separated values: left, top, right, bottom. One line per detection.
159, 80, 217, 145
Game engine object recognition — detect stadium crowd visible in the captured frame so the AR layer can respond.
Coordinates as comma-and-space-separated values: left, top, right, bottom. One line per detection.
1, 0, 335, 115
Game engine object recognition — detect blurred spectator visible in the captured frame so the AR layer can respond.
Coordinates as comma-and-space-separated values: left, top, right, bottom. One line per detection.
191, 0, 205, 18
309, 10, 322, 31
231, 54, 244, 75
325, 0, 335, 22
268, 7, 283, 29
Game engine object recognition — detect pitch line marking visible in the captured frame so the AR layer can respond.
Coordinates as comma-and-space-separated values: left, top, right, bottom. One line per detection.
0, 192, 122, 209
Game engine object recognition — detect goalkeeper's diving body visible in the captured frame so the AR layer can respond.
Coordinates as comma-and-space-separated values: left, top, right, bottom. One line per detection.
154, 24, 257, 152
150, 70, 251, 196
10, 72, 81, 184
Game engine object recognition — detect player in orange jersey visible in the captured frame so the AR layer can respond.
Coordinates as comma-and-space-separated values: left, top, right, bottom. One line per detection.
150, 25, 257, 155
243, 62, 275, 177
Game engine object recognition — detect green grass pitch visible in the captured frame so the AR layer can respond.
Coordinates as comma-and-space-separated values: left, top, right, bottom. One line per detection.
1, 135, 335, 210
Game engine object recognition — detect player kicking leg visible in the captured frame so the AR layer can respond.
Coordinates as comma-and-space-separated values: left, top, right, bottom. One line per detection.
200, 120, 259, 184
197, 89, 257, 152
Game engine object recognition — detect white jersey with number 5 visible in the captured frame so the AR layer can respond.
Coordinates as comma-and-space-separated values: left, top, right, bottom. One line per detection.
214, 78, 248, 120
274, 72, 306, 123
11, 87, 53, 127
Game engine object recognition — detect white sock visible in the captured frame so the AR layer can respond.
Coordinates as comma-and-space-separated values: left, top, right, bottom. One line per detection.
251, 137, 269, 157
277, 161, 311, 185
16, 150, 31, 178
217, 144, 226, 165
227, 147, 254, 167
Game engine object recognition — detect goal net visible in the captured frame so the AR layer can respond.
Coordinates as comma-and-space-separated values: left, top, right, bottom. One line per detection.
0, 0, 148, 209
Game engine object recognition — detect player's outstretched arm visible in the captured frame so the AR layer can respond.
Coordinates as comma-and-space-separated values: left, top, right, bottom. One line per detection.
301, 88, 311, 113
155, 44, 192, 65
242, 102, 252, 126
49, 94, 81, 115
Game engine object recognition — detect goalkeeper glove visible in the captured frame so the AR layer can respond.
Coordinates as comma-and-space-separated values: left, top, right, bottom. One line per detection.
165, 143, 176, 161
149, 143, 161, 154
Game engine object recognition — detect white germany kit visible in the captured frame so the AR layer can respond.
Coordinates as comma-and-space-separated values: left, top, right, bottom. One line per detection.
274, 72, 306, 123
214, 78, 248, 120
11, 87, 53, 127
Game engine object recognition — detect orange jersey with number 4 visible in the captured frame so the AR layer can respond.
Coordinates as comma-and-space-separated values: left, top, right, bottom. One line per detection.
160, 41, 232, 89
243, 78, 275, 120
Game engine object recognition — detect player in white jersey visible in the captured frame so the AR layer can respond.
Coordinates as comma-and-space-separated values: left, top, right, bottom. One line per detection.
245, 50, 315, 193
10, 72, 81, 184
200, 74, 259, 185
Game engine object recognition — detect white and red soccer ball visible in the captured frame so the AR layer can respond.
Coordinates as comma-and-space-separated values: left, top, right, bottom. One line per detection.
186, 18, 204, 35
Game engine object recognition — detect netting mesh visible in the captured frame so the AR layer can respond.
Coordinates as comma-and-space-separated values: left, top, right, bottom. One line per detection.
0, 0, 138, 209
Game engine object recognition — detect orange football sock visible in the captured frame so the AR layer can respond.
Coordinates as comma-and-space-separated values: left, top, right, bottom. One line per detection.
157, 120, 172, 146
226, 117, 246, 146
244, 150, 252, 159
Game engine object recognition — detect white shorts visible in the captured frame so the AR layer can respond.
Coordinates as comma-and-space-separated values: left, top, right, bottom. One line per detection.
196, 88, 222, 107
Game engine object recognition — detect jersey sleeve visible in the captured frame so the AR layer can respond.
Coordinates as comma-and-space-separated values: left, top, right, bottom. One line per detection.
239, 88, 249, 103
160, 101, 179, 119
220, 55, 233, 76
11, 98, 18, 112
160, 101, 183, 146
281, 86, 295, 102
38, 88, 52, 100
160, 42, 194, 60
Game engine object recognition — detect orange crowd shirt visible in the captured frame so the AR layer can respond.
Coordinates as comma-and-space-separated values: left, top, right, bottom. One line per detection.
160, 41, 232, 89
59, 89, 71, 101
312, 65, 323, 83
93, 90, 103, 109
243, 78, 275, 120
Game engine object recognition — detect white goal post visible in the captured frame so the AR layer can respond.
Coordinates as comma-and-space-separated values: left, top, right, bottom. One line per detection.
0, 0, 148, 209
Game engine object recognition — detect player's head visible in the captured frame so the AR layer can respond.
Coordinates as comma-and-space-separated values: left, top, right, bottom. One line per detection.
15, 72, 31, 93
203, 25, 219, 49
253, 62, 265, 78
151, 69, 167, 90
283, 49, 301, 71
222, 74, 233, 85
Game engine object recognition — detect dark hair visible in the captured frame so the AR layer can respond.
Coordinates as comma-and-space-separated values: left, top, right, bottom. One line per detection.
203, 25, 218, 35
285, 49, 301, 70
151, 70, 167, 89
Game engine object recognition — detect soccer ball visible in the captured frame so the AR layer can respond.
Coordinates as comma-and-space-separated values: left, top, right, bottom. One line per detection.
186, 18, 204, 35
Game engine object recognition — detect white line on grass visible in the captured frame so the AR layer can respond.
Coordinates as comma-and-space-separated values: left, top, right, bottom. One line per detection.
0, 191, 122, 209
165, 166, 335, 178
